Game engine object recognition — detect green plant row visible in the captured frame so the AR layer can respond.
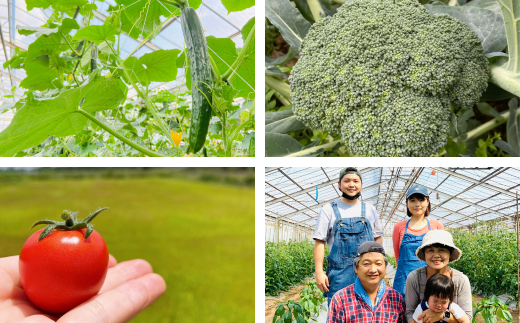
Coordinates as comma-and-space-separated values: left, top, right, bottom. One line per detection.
449, 224, 520, 301
265, 240, 327, 296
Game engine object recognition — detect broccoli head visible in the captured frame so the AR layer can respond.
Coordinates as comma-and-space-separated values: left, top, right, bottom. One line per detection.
289, 0, 489, 157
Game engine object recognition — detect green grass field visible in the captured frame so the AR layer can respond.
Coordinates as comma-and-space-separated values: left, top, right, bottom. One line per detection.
0, 177, 255, 323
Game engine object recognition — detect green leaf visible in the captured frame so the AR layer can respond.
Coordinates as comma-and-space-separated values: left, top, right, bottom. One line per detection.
17, 25, 58, 36
19, 55, 60, 91
220, 0, 254, 13
122, 49, 181, 86
265, 0, 311, 52
206, 36, 254, 97
425, 0, 506, 54
242, 17, 255, 44
265, 132, 303, 157
0, 76, 125, 156
26, 0, 87, 11
110, 0, 201, 39
266, 110, 305, 133
73, 24, 118, 45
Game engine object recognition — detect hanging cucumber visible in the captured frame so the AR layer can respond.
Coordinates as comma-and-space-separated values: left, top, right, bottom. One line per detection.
181, 6, 213, 154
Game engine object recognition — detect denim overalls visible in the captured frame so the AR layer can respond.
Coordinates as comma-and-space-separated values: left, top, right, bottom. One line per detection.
325, 201, 374, 305
392, 219, 431, 299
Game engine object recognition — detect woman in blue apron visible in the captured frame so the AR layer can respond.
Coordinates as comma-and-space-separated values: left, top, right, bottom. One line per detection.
325, 201, 373, 305
393, 185, 440, 300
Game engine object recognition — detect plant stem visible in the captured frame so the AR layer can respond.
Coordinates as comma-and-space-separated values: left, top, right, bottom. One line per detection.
307, 0, 325, 22
462, 107, 520, 141
265, 75, 292, 99
106, 41, 174, 146
222, 25, 255, 81
284, 139, 342, 157
77, 108, 165, 157
58, 137, 77, 156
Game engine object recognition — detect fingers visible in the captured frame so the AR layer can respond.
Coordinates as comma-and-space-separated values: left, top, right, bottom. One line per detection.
19, 314, 59, 323
58, 273, 166, 323
324, 277, 330, 291
108, 254, 118, 269
99, 259, 153, 294
0, 256, 21, 287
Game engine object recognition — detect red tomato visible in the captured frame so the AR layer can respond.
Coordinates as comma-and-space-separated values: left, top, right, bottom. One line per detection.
19, 228, 109, 314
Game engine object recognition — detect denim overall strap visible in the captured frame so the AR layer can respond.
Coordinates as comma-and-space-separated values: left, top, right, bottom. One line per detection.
392, 218, 431, 299
325, 201, 374, 306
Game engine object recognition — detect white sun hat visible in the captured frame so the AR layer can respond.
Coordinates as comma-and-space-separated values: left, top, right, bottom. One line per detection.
415, 230, 462, 263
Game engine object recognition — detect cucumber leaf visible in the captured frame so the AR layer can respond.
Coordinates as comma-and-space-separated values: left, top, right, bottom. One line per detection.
207, 36, 254, 98
121, 49, 181, 86
0, 76, 125, 157
73, 24, 118, 45
109, 0, 202, 39
220, 0, 255, 13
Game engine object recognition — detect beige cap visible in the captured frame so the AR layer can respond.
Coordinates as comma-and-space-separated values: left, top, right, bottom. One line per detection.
415, 230, 462, 263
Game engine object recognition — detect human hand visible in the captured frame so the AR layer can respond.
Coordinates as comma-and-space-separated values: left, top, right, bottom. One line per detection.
316, 271, 329, 293
417, 309, 444, 323
0, 255, 166, 322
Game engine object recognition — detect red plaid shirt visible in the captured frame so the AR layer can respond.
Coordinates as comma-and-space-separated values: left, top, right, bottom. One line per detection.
327, 284, 406, 323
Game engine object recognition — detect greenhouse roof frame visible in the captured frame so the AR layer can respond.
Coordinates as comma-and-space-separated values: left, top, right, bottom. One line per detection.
0, 0, 254, 129
265, 167, 520, 233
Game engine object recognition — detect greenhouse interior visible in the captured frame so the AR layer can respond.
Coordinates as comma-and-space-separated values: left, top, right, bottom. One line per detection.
265, 167, 520, 322
0, 0, 255, 156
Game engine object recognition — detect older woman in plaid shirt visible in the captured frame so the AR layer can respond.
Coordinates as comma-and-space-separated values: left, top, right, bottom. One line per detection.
327, 242, 406, 323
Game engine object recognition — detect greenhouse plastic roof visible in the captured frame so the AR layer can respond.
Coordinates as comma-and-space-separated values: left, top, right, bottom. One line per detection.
0, 0, 254, 130
265, 167, 520, 233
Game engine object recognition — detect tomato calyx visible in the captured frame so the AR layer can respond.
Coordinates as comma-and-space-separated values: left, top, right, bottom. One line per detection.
31, 207, 109, 242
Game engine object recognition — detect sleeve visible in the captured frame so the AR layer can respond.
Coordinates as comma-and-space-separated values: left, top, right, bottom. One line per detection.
368, 204, 384, 238
327, 293, 344, 323
399, 295, 408, 323
405, 270, 421, 323
393, 222, 402, 266
412, 305, 423, 323
313, 205, 332, 242
455, 274, 473, 321
449, 303, 466, 320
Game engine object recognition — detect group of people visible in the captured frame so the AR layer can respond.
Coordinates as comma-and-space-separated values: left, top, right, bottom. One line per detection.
313, 167, 472, 323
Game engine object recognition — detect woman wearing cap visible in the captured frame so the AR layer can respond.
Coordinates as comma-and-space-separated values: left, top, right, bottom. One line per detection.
392, 185, 444, 298
405, 230, 472, 323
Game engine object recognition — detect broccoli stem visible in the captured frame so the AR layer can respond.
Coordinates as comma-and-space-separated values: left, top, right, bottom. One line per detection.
307, 0, 325, 22
285, 139, 342, 157
265, 75, 291, 101
462, 106, 520, 142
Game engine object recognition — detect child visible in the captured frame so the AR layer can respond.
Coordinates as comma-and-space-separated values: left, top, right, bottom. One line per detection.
412, 274, 469, 323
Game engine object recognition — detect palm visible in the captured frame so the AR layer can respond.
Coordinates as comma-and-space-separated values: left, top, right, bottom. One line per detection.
0, 255, 166, 323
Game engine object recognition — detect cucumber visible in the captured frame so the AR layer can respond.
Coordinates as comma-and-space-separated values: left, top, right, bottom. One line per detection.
181, 7, 213, 154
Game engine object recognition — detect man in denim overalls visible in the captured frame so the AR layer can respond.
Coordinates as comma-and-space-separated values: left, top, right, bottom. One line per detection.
313, 167, 384, 306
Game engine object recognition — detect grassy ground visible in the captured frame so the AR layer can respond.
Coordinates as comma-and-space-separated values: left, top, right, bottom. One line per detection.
0, 177, 255, 323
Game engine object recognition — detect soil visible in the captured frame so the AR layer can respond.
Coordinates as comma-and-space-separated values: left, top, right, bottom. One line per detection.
265, 283, 520, 323
265, 277, 315, 323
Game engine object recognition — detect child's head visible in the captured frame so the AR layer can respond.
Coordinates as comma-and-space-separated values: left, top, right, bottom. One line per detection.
423, 273, 454, 313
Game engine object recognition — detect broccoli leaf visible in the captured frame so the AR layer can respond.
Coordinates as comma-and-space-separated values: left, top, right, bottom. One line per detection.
425, 0, 506, 54
265, 0, 311, 52
266, 110, 305, 133
265, 132, 303, 156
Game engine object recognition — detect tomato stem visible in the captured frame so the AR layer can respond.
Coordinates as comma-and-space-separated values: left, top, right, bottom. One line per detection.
31, 207, 109, 241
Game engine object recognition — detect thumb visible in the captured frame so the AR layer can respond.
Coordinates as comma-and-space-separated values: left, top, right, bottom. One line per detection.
324, 276, 329, 287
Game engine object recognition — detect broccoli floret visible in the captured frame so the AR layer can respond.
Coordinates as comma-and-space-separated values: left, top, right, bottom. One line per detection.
289, 0, 489, 157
